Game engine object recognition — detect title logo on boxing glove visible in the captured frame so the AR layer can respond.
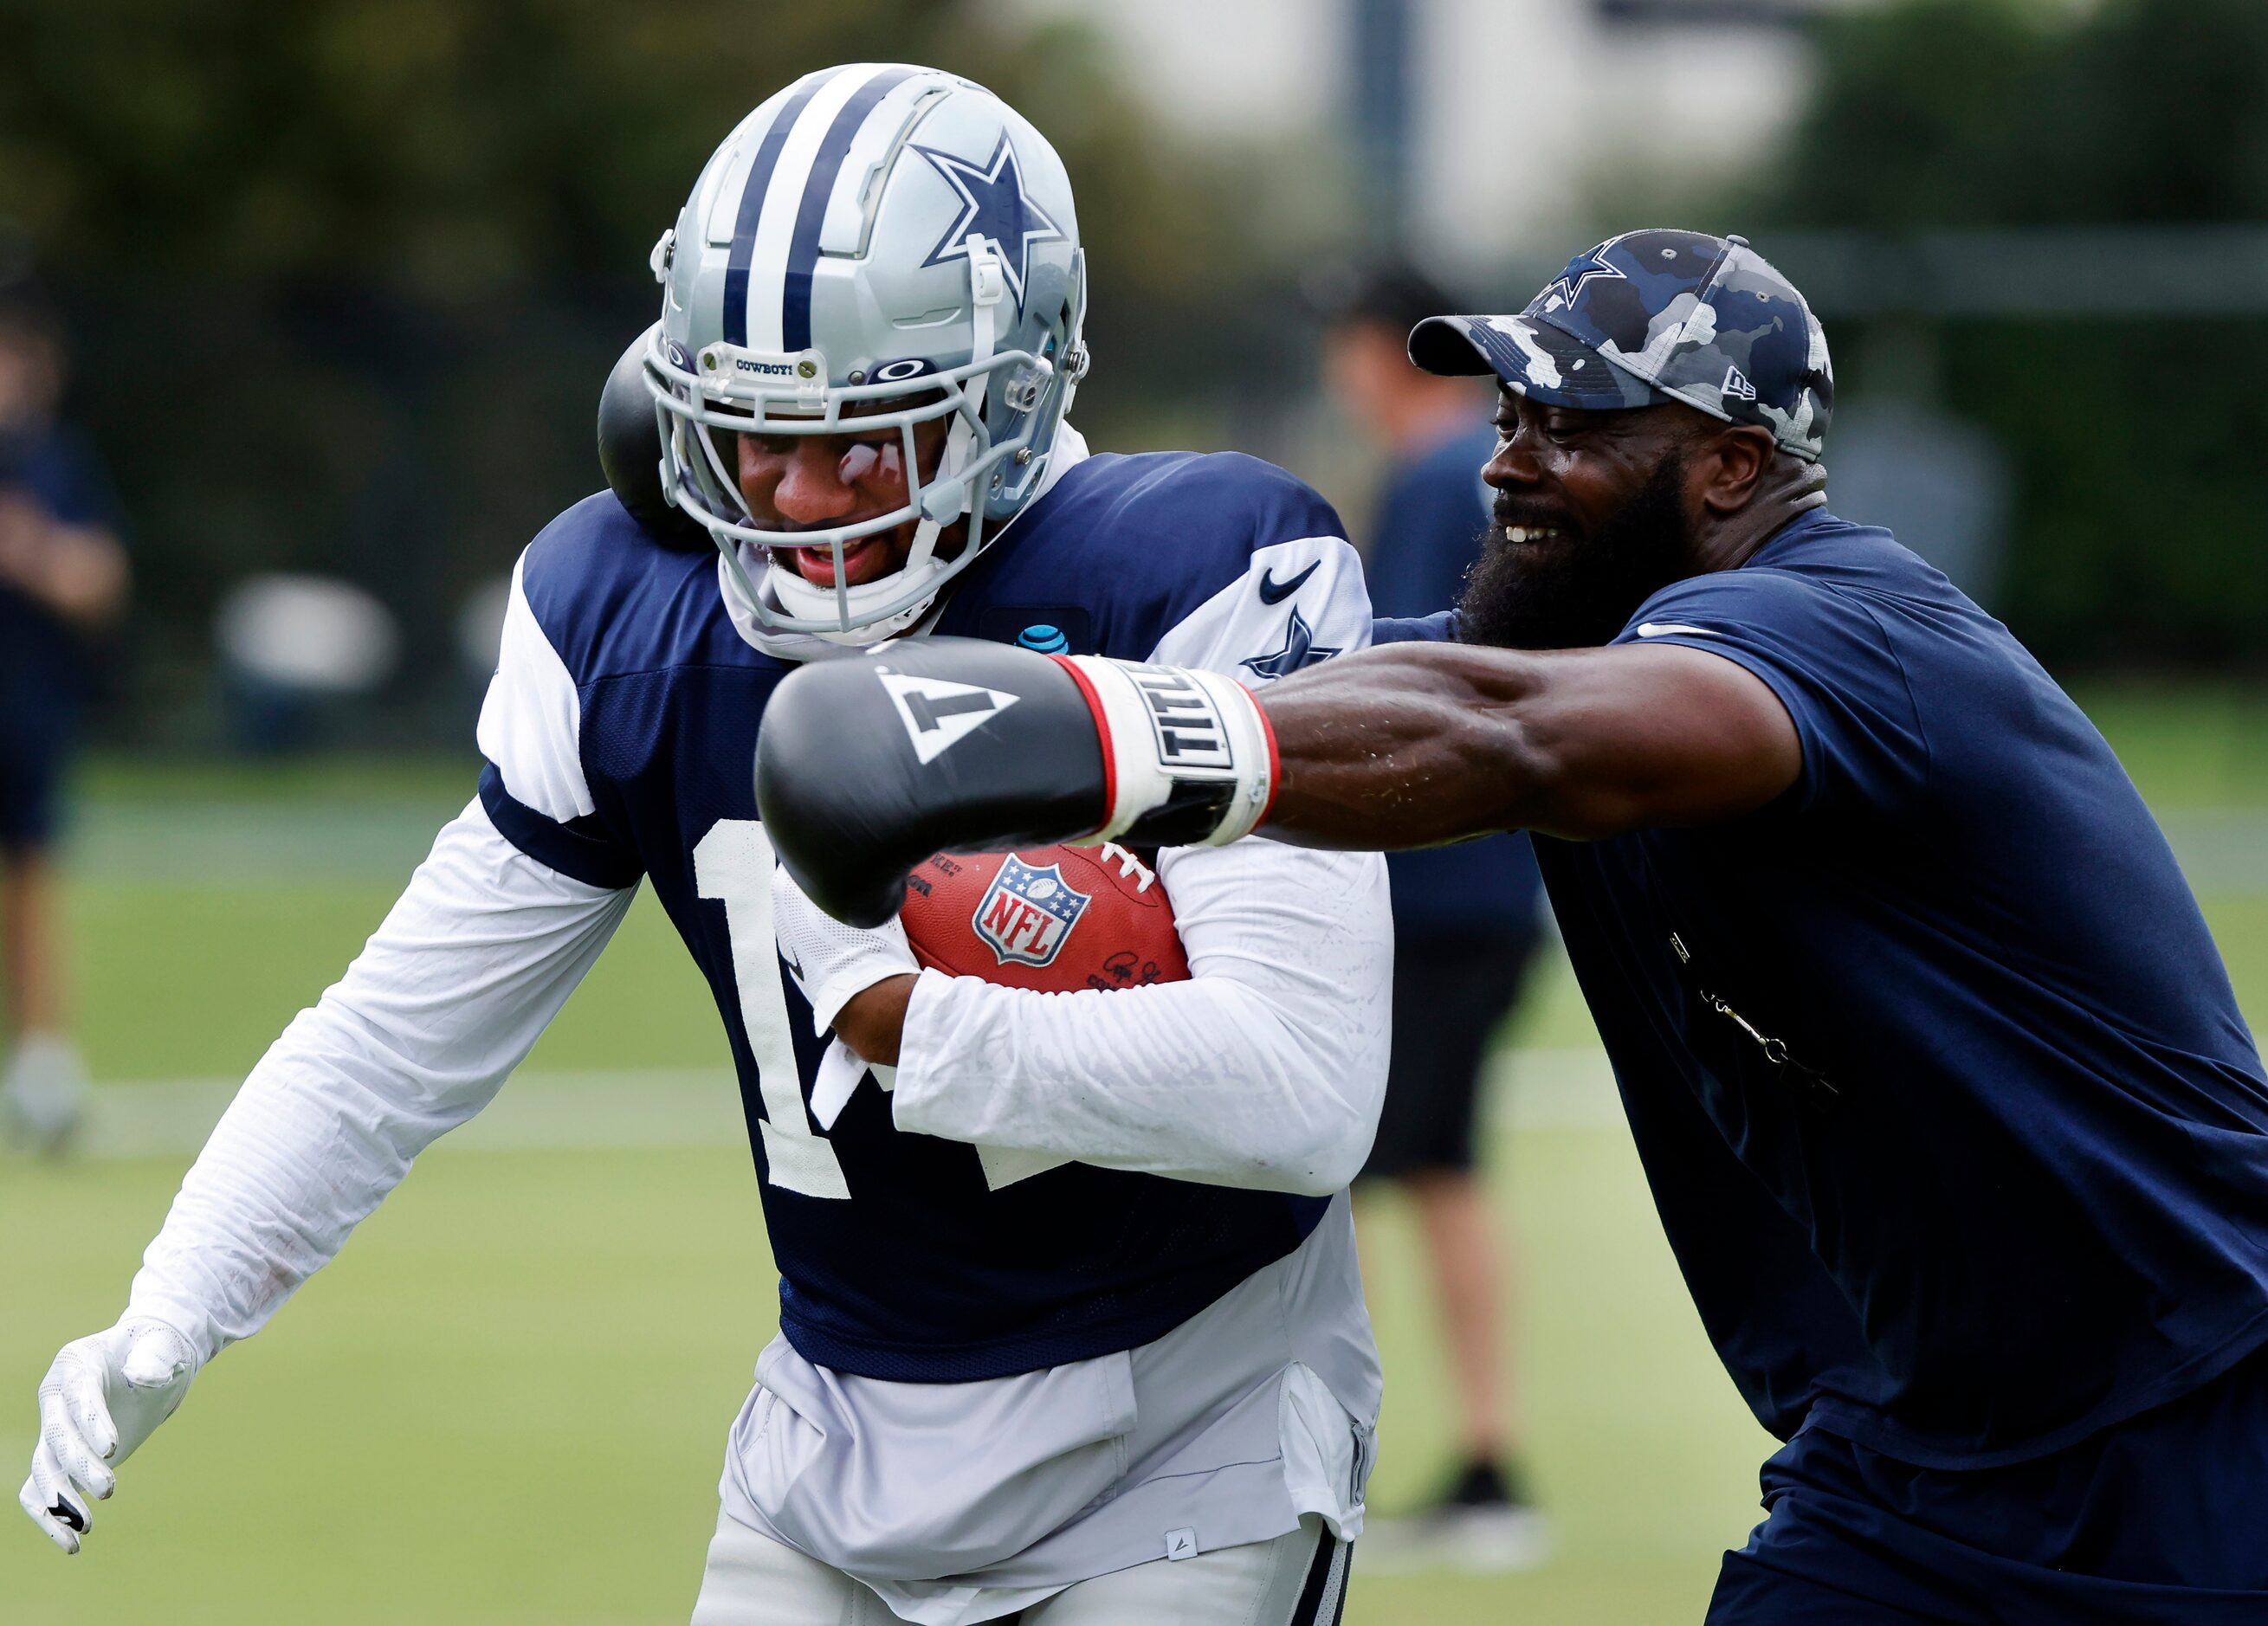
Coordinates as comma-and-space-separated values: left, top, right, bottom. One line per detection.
876, 670, 1022, 765
1126, 665, 1232, 771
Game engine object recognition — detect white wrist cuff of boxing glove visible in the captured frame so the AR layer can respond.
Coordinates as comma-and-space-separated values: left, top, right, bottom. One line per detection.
1058, 656, 1276, 846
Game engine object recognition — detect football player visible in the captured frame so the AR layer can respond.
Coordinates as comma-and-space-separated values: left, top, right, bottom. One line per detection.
22, 66, 1392, 1625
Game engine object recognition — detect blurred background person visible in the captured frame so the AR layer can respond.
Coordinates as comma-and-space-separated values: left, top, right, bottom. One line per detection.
0, 283, 128, 1152
1319, 262, 1553, 1571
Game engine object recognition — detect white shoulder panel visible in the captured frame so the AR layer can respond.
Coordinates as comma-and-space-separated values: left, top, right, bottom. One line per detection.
475, 552, 596, 823
1146, 534, 1373, 687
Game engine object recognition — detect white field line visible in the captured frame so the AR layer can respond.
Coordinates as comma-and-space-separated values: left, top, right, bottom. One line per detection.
60, 1049, 1625, 1162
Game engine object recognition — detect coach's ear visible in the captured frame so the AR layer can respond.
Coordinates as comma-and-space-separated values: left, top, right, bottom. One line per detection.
1698, 423, 1780, 517
598, 330, 711, 552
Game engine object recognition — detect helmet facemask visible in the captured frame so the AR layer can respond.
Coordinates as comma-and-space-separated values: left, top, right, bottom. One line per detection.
643, 65, 1089, 641
645, 242, 1084, 642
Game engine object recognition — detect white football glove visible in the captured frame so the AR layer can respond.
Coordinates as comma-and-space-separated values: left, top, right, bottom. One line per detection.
771, 862, 919, 1129
771, 861, 920, 1034
19, 1318, 199, 1554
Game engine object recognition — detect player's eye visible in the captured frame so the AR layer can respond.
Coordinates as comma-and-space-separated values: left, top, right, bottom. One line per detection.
740, 433, 799, 457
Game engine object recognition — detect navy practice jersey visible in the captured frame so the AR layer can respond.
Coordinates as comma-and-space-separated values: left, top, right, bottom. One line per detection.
475, 440, 1372, 1382
1384, 511, 2268, 1468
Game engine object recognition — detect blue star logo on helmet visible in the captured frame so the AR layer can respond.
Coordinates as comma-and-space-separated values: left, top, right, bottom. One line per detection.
915, 133, 1064, 316
1542, 242, 1627, 311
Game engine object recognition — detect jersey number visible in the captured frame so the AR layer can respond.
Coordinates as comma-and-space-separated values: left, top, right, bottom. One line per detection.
693, 820, 851, 1200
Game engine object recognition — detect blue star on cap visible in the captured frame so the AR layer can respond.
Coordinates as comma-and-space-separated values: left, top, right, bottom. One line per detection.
1242, 607, 1341, 681
915, 133, 1064, 315
1540, 242, 1626, 310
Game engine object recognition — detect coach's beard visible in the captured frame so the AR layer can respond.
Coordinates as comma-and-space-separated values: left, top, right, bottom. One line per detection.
1457, 454, 1693, 651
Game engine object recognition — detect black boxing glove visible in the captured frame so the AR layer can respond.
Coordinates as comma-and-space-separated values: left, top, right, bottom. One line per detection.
754, 637, 1276, 927
598, 327, 711, 552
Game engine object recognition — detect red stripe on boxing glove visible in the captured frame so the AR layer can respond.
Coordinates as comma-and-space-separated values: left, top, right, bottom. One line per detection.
1050, 655, 1276, 848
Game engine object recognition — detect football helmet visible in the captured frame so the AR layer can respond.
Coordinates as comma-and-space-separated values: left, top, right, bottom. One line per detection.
643, 63, 1089, 640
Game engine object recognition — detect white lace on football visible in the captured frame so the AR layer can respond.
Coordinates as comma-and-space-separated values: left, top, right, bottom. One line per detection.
1095, 842, 1156, 892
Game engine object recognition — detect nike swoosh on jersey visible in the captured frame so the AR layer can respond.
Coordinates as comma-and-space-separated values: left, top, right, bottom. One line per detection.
1635, 623, 1717, 638
1257, 561, 1320, 604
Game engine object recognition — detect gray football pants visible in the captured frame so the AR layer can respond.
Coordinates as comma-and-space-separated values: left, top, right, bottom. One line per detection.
689, 1507, 1353, 1626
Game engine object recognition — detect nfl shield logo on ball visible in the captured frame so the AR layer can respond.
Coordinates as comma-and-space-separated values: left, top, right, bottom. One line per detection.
972, 855, 1090, 967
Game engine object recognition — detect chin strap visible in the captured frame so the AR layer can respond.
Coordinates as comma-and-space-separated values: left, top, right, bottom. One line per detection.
896, 240, 1005, 594
966, 238, 1005, 376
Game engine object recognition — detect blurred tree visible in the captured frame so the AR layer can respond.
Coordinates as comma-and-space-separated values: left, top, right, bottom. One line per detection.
1740, 0, 2268, 665
0, 1, 1247, 302
0, 1, 1266, 739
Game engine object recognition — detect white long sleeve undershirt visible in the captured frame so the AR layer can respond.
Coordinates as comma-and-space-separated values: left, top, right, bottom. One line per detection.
126, 800, 632, 1363
891, 839, 1393, 1197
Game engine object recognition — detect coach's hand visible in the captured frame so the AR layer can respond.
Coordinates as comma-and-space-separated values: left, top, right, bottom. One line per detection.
20, 1318, 199, 1553
755, 638, 1273, 927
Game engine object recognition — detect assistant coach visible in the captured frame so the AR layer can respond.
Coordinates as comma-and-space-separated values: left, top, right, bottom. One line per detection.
755, 229, 2268, 1622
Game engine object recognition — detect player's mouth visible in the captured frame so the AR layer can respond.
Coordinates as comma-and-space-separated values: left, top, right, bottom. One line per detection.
780, 534, 897, 588
1502, 524, 1567, 545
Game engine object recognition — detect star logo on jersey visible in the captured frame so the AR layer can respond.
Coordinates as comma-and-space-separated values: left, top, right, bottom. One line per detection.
915, 133, 1063, 315
972, 855, 1089, 968
1241, 606, 1341, 681
1541, 242, 1626, 310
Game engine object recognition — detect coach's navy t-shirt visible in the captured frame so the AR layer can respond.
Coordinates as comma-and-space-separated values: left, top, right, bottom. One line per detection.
1398, 508, 2268, 1468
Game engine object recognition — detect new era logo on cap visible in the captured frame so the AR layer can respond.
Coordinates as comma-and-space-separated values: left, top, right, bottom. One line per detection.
1722, 364, 1758, 402
876, 671, 1019, 764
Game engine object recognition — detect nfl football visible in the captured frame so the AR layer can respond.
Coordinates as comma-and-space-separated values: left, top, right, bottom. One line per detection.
901, 843, 1191, 993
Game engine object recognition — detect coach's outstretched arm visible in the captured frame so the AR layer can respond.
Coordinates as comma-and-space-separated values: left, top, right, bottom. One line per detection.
757, 636, 1800, 923
1252, 638, 1801, 846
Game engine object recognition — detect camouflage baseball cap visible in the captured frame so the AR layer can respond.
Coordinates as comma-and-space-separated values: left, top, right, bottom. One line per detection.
1408, 229, 1834, 462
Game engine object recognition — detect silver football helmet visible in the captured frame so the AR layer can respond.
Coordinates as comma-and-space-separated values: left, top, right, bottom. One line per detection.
644, 63, 1089, 640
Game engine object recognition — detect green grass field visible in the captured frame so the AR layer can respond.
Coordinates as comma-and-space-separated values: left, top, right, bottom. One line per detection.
5, 689, 2266, 1623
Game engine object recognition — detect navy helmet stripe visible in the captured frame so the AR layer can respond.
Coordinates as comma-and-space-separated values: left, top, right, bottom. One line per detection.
722, 72, 837, 347
780, 65, 918, 354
